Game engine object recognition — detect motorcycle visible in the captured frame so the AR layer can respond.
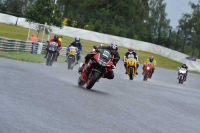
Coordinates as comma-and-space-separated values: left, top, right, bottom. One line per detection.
178, 67, 187, 84
143, 62, 154, 81
46, 42, 58, 66
124, 55, 137, 80
78, 46, 114, 89
67, 46, 78, 70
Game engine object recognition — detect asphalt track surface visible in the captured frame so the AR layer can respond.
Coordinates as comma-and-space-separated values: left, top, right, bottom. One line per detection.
0, 57, 200, 133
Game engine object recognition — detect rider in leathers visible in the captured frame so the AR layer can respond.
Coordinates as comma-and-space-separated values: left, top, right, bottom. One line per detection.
44, 35, 62, 61
66, 36, 82, 63
79, 42, 120, 79
124, 46, 139, 75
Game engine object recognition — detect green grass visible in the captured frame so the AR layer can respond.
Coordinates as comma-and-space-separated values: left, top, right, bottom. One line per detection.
0, 52, 84, 63
0, 52, 65, 63
0, 22, 200, 74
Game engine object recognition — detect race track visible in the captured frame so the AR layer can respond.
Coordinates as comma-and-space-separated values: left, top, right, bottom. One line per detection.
0, 57, 200, 133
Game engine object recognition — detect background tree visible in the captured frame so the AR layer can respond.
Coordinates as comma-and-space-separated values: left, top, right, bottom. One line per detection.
178, 0, 200, 57
147, 0, 170, 46
0, 0, 22, 16
24, 0, 64, 28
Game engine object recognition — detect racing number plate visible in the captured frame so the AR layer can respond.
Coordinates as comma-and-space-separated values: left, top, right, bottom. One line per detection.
103, 50, 110, 58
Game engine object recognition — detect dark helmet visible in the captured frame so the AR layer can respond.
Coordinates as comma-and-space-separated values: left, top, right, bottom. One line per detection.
54, 35, 59, 41
75, 36, 80, 42
149, 56, 154, 62
128, 46, 134, 53
182, 63, 187, 67
110, 42, 118, 54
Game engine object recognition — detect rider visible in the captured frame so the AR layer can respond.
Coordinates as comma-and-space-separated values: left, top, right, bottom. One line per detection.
124, 46, 139, 75
142, 56, 156, 78
66, 36, 82, 63
44, 35, 62, 61
78, 42, 120, 79
178, 63, 188, 81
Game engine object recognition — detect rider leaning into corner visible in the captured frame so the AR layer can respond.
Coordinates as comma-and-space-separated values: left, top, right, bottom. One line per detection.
44, 35, 62, 61
142, 56, 156, 78
123, 46, 139, 75
178, 63, 188, 81
78, 42, 120, 79
66, 36, 82, 64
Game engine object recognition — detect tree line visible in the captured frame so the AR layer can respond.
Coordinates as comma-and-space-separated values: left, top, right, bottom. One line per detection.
0, 0, 200, 57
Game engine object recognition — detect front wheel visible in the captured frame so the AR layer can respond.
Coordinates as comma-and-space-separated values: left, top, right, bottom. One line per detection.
179, 75, 184, 84
143, 70, 148, 81
46, 53, 52, 66
86, 71, 100, 90
67, 57, 72, 69
78, 76, 85, 86
129, 67, 133, 80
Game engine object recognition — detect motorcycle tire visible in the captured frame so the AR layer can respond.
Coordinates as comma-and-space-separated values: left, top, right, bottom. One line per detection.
67, 57, 72, 69
143, 71, 148, 81
129, 67, 133, 80
78, 76, 85, 87
86, 71, 100, 90
46, 53, 52, 66
179, 75, 184, 84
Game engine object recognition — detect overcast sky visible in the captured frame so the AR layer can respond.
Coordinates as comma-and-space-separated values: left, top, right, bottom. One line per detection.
164, 0, 198, 28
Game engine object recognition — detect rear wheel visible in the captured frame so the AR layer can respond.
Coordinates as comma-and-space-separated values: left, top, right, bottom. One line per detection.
86, 71, 100, 90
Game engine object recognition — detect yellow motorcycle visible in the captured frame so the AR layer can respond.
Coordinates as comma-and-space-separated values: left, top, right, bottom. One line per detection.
124, 55, 137, 80
67, 46, 78, 70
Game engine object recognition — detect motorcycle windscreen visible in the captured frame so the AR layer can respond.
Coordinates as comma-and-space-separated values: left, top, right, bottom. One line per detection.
179, 68, 186, 74
99, 49, 112, 63
48, 42, 57, 51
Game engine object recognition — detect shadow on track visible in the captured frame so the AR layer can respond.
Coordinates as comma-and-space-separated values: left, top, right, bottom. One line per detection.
77, 85, 109, 95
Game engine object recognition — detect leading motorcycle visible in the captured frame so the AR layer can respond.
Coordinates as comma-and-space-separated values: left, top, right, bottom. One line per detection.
67, 46, 78, 70
143, 62, 154, 81
78, 46, 115, 89
46, 42, 58, 66
124, 54, 137, 80
178, 67, 187, 84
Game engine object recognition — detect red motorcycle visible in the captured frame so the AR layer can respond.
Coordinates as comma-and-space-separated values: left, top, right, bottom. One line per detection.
143, 62, 154, 81
78, 46, 115, 89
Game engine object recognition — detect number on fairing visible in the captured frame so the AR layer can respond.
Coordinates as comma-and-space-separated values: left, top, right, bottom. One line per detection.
103, 51, 110, 58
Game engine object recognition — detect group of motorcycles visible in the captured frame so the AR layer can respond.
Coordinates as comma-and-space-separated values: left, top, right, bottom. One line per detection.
45, 41, 78, 70
123, 54, 154, 81
45, 43, 187, 90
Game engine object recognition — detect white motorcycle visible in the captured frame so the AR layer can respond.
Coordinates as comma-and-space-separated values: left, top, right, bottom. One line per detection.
178, 67, 187, 84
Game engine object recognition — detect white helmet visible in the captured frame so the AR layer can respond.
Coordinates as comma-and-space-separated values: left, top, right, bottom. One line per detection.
110, 42, 118, 54
75, 36, 80, 42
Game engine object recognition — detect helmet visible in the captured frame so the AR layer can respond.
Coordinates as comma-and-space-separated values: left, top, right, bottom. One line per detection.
182, 63, 187, 67
75, 36, 80, 43
100, 44, 104, 47
149, 56, 154, 62
54, 35, 59, 41
110, 42, 118, 54
128, 46, 134, 53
